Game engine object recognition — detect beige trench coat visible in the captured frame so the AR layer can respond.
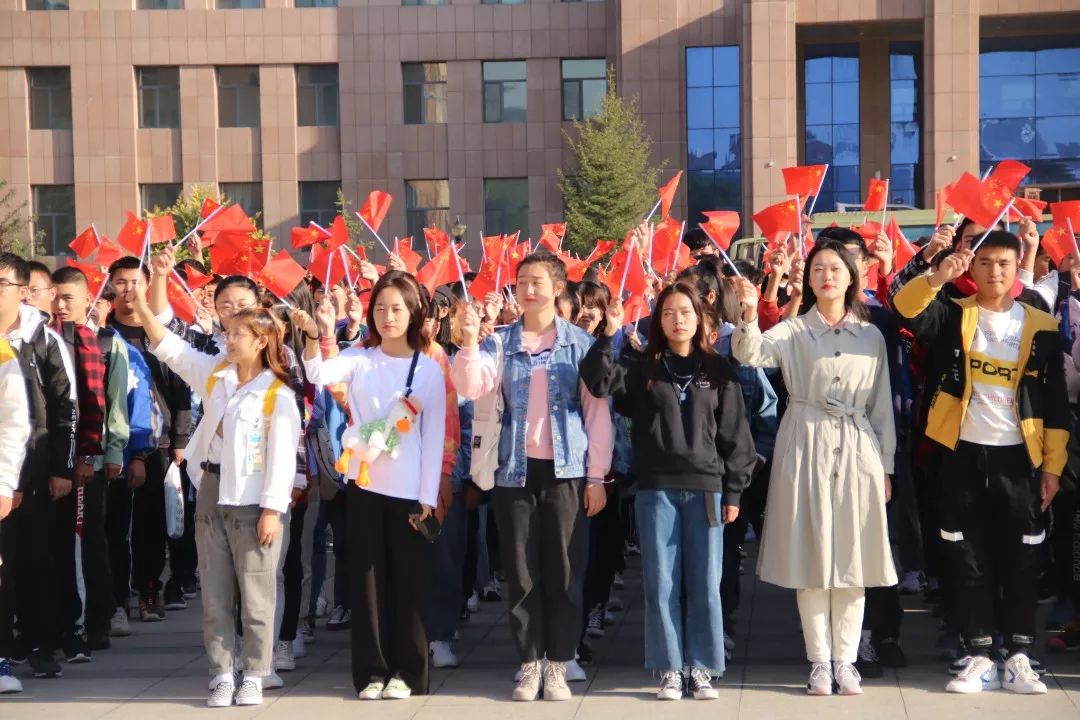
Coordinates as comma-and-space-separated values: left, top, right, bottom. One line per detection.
732, 309, 898, 589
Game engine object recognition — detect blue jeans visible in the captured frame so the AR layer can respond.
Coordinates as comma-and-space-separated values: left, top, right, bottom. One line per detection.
426, 491, 467, 642
636, 489, 725, 674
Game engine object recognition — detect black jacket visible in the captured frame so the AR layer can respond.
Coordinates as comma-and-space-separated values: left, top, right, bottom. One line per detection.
579, 334, 756, 506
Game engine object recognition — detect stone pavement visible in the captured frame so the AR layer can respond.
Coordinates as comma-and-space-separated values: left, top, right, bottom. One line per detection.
4, 546, 1080, 719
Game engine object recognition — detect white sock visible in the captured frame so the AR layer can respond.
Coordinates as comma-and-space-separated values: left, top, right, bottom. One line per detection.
212, 672, 234, 687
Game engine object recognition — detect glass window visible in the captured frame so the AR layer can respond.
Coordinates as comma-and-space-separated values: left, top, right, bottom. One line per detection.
26, 0, 68, 9
562, 59, 606, 121
484, 178, 528, 237
221, 183, 263, 223
137, 0, 181, 7
685, 46, 741, 222
140, 184, 181, 214
295, 0, 336, 6
297, 65, 339, 127
483, 61, 527, 123
405, 180, 450, 251
299, 182, 338, 228
217, 66, 260, 128
403, 62, 447, 125
217, 0, 261, 7
803, 44, 860, 211
981, 37, 1080, 186
402, 0, 446, 5
28, 68, 71, 130
890, 42, 922, 208
138, 67, 180, 129
32, 185, 74, 256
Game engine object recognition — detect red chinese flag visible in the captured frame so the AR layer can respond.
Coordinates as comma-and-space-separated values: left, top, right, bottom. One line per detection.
947, 172, 1007, 229
887, 215, 917, 269
258, 250, 308, 300
583, 239, 617, 266
607, 241, 647, 299
935, 185, 952, 227
622, 293, 647, 326
199, 197, 221, 220
291, 222, 332, 249
181, 263, 214, 291
1008, 197, 1048, 223
989, 160, 1031, 195
65, 259, 107, 298
199, 204, 256, 235
69, 226, 100, 259
539, 223, 566, 253
95, 239, 125, 268
650, 219, 683, 273
147, 215, 176, 246
506, 241, 530, 280
423, 226, 450, 258
358, 191, 392, 234
852, 220, 883, 242
396, 236, 423, 273
658, 171, 683, 220
753, 199, 801, 239
1051, 201, 1080, 233
864, 178, 888, 212
781, 165, 827, 198
166, 275, 199, 325
1041, 225, 1076, 266
210, 231, 265, 277
310, 245, 348, 289
700, 210, 740, 252
115, 211, 149, 257
416, 246, 458, 295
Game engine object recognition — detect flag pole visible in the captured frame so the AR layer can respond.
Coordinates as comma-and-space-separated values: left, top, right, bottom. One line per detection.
174, 202, 226, 250
881, 179, 889, 229
970, 198, 1016, 253
669, 220, 686, 275
451, 241, 467, 290
88, 270, 111, 314
643, 197, 663, 223
340, 247, 354, 289
355, 212, 393, 257
698, 223, 742, 278
951, 166, 997, 231
1068, 218, 1080, 261
324, 248, 335, 290
804, 164, 830, 217
136, 220, 151, 277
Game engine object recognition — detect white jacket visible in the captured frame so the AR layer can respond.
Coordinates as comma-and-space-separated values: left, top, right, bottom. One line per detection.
0, 338, 30, 498
152, 332, 301, 513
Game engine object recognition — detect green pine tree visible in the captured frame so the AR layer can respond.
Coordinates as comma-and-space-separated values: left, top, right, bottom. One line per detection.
0, 179, 45, 257
558, 68, 664, 257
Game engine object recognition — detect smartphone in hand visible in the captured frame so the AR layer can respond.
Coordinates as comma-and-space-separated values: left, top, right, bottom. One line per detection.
408, 502, 442, 543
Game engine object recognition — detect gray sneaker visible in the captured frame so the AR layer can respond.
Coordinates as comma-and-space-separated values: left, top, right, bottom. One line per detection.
512, 660, 542, 701
542, 661, 572, 701
234, 679, 262, 706
207, 681, 234, 708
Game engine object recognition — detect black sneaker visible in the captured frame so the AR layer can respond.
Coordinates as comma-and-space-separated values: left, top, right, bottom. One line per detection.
62, 635, 92, 663
87, 633, 111, 651
182, 582, 198, 599
29, 649, 62, 678
9, 635, 30, 664
577, 641, 594, 666
876, 637, 907, 668
855, 636, 883, 678
163, 584, 188, 611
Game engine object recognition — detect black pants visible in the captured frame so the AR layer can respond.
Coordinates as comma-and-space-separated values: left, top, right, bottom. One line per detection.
280, 502, 307, 642
165, 461, 197, 593
863, 586, 903, 641
105, 479, 133, 610
939, 441, 1043, 654
81, 474, 115, 639
492, 460, 587, 663
584, 485, 621, 614
132, 450, 169, 595
347, 486, 430, 694
0, 476, 60, 653
328, 492, 350, 611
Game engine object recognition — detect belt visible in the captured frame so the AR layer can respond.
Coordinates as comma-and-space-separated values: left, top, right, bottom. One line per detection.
200, 461, 221, 474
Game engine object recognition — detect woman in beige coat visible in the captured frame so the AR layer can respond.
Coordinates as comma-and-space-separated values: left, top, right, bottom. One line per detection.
731, 239, 896, 698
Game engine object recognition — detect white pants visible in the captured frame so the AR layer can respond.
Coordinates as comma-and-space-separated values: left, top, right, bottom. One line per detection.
795, 587, 865, 664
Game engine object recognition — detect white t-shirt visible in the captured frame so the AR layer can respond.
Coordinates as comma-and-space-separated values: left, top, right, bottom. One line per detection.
960, 302, 1025, 446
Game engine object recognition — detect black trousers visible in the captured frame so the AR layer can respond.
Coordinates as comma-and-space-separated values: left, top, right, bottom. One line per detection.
491, 460, 587, 664
939, 441, 1043, 654
863, 586, 903, 641
105, 479, 133, 609
328, 492, 350, 611
280, 502, 307, 642
584, 485, 621, 614
81, 473, 115, 639
132, 450, 169, 595
165, 461, 197, 592
347, 486, 430, 694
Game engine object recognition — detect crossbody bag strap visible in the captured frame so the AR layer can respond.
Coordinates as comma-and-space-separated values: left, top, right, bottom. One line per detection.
403, 350, 421, 399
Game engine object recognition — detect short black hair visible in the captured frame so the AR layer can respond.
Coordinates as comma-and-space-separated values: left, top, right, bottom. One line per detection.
214, 275, 260, 302
682, 226, 710, 251
0, 253, 30, 285
817, 226, 864, 250
676, 263, 720, 305
516, 249, 567, 285
26, 260, 52, 280
109, 255, 150, 280
973, 230, 1022, 257
52, 266, 88, 286
99, 283, 117, 302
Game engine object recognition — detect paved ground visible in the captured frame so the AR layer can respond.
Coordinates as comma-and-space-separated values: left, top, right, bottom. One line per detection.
4, 545, 1080, 719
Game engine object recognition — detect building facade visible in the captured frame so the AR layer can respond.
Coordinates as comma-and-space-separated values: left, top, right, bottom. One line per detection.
1, 0, 1078, 259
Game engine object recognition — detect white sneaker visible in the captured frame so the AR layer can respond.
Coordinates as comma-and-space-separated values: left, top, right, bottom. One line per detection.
263, 671, 284, 690
467, 590, 479, 613
207, 680, 235, 708
234, 679, 263, 706
946, 655, 1001, 693
833, 662, 863, 695
656, 670, 683, 700
898, 570, 926, 595
542, 661, 572, 701
430, 641, 459, 668
565, 658, 586, 682
273, 640, 295, 671
315, 595, 328, 618
382, 675, 411, 699
0, 659, 23, 693
687, 668, 719, 700
512, 661, 542, 701
292, 635, 307, 659
1003, 653, 1047, 694
109, 608, 132, 637
806, 662, 833, 696
326, 606, 350, 630
586, 606, 605, 638
358, 679, 385, 700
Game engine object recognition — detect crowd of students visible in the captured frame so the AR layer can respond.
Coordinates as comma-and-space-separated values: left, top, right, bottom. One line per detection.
0, 210, 1076, 705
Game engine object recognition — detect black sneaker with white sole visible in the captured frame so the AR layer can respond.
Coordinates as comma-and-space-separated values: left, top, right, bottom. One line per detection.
62, 635, 92, 664
29, 649, 62, 678
163, 584, 188, 610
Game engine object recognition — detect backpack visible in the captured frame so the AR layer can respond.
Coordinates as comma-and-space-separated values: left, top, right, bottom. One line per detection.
469, 333, 505, 491
120, 338, 164, 464
305, 388, 347, 501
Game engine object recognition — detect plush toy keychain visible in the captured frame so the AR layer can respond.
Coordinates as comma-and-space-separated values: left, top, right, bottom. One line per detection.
336, 395, 423, 486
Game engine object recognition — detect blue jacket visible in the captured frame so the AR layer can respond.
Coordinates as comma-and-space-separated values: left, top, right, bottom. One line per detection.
716, 325, 778, 460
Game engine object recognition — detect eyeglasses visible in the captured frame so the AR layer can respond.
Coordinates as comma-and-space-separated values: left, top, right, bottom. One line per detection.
0, 280, 26, 290
27, 285, 53, 297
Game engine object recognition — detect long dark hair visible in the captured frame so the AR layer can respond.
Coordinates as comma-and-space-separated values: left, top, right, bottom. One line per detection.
364, 270, 430, 352
798, 239, 869, 321
577, 280, 611, 338
644, 282, 719, 387
270, 281, 318, 384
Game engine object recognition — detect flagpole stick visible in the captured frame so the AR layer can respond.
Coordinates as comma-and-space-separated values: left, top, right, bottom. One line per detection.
355, 212, 393, 257
480, 232, 486, 264
342, 244, 366, 264
970, 199, 1016, 253
1068, 218, 1080, 261
394, 236, 399, 258
804, 163, 829, 217
90, 223, 101, 246
643, 197, 663, 223
633, 302, 643, 338
952, 166, 997, 231
669, 220, 686, 275
340, 247, 354, 289
136, 221, 151, 276
175, 202, 226, 249
451, 241, 467, 290
325, 248, 335, 290
617, 242, 633, 298
881, 179, 889, 229
89, 271, 111, 311
700, 228, 742, 278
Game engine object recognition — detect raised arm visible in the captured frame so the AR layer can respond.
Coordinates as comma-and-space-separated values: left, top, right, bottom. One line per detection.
450, 303, 499, 400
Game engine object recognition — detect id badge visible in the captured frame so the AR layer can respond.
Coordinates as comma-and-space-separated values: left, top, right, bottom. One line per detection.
244, 420, 267, 475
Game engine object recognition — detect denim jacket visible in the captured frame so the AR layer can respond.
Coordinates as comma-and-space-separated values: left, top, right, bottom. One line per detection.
451, 395, 474, 492
492, 317, 597, 487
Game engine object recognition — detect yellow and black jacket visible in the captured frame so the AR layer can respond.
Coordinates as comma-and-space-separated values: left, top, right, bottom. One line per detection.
894, 275, 1070, 476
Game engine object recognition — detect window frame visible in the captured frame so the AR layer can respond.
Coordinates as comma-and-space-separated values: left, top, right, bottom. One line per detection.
137, 66, 181, 129
483, 178, 529, 237
32, 185, 75, 257
297, 64, 340, 128
561, 58, 607, 121
402, 62, 448, 125
482, 61, 527, 124
404, 179, 451, 250
216, 66, 261, 129
28, 67, 72, 131
298, 181, 340, 229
